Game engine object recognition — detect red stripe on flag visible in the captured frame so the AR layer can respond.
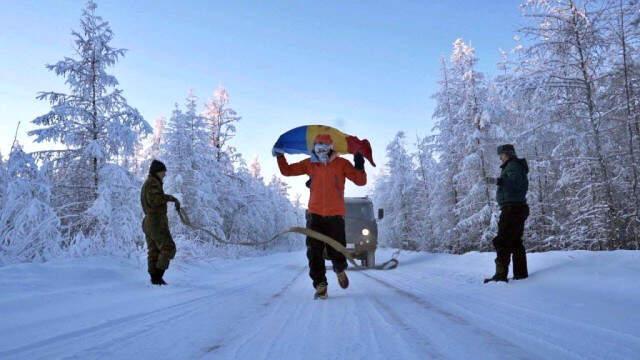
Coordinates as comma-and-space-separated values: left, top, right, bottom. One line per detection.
346, 136, 376, 167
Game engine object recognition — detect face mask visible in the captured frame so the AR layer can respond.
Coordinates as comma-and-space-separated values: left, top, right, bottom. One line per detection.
314, 143, 332, 163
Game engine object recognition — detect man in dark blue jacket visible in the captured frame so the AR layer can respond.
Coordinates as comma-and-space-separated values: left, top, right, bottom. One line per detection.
485, 144, 530, 283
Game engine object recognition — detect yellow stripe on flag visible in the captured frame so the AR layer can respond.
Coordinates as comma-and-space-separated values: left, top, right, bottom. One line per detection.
306, 125, 349, 153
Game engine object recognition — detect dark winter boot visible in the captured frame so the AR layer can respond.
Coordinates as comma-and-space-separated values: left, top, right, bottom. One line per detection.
512, 248, 529, 280
157, 269, 168, 285
484, 261, 509, 284
149, 271, 162, 286
314, 282, 328, 300
336, 271, 349, 289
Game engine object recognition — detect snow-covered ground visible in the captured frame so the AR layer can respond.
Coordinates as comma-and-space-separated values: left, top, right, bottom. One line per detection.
1, 250, 639, 360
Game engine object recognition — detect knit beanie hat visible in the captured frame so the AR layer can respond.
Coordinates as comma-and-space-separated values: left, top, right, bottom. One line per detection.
497, 144, 516, 157
149, 159, 167, 175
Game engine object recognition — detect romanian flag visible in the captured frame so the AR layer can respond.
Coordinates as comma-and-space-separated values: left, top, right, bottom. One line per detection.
272, 125, 376, 167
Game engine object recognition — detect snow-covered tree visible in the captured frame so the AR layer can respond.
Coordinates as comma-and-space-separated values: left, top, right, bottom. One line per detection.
520, 0, 621, 249
415, 40, 504, 253
75, 164, 143, 257
0, 152, 7, 209
28, 1, 151, 243
602, 0, 640, 248
414, 136, 439, 251
249, 156, 262, 180
493, 47, 565, 251
448, 38, 500, 252
370, 0, 640, 252
158, 91, 303, 254
0, 145, 61, 263
162, 94, 226, 246
203, 87, 241, 165
374, 132, 421, 249
427, 58, 462, 251
138, 117, 166, 177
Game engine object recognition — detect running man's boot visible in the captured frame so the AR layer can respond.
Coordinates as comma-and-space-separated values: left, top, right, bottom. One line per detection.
337, 271, 349, 289
314, 282, 328, 300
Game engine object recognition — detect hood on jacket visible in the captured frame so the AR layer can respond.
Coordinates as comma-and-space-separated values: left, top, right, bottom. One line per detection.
517, 158, 529, 174
501, 157, 529, 174
311, 134, 336, 164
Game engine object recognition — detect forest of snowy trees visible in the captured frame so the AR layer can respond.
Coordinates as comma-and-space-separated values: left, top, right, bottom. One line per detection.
4, 0, 640, 264
374, 0, 640, 253
0, 1, 302, 264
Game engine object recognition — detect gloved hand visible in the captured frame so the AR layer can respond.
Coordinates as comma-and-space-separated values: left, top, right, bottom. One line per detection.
305, 177, 312, 188
354, 152, 365, 171
174, 199, 181, 211
166, 195, 178, 203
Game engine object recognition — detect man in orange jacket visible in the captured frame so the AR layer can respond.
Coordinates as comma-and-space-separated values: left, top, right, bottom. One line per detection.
277, 134, 367, 299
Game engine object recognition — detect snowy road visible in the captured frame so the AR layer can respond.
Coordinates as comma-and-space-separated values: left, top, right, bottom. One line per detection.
1, 250, 639, 360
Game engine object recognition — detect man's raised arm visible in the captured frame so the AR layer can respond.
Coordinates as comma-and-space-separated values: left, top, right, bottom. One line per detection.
277, 154, 309, 177
344, 153, 367, 186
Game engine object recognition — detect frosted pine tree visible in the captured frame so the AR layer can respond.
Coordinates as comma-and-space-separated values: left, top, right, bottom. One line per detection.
601, 0, 640, 248
448, 39, 497, 252
496, 47, 564, 251
374, 132, 420, 249
414, 136, 439, 251
224, 164, 300, 249
371, 1, 640, 252
0, 152, 6, 209
139, 117, 166, 177
81, 164, 144, 256
203, 87, 241, 165
28, 1, 150, 241
249, 156, 263, 180
520, 0, 620, 249
162, 94, 225, 249
0, 145, 61, 263
265, 175, 301, 249
227, 166, 269, 246
428, 58, 462, 251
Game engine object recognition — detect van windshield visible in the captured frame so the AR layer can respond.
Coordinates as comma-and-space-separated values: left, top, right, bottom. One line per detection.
346, 202, 374, 220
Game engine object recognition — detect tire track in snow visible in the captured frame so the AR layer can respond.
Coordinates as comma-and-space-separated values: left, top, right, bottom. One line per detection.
360, 271, 533, 360
92, 266, 306, 360
1, 292, 213, 359
379, 270, 640, 360
217, 276, 364, 360
261, 267, 306, 307
0, 264, 299, 360
200, 267, 306, 358
370, 297, 445, 359
212, 269, 446, 360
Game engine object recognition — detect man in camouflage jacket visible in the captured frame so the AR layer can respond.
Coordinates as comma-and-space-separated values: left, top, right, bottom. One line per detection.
141, 160, 180, 285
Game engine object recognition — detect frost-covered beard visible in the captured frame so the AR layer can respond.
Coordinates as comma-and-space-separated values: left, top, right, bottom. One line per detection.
314, 143, 333, 163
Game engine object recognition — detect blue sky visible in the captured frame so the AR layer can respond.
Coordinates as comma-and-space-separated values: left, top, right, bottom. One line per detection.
0, 0, 524, 201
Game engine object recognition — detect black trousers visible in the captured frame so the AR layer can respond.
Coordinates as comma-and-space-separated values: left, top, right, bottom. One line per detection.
306, 214, 348, 288
493, 204, 530, 277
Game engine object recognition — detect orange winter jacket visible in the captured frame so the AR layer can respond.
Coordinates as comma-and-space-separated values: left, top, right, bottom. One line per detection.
277, 154, 367, 216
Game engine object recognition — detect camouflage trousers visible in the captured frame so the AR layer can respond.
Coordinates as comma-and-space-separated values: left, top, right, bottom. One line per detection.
142, 215, 176, 272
